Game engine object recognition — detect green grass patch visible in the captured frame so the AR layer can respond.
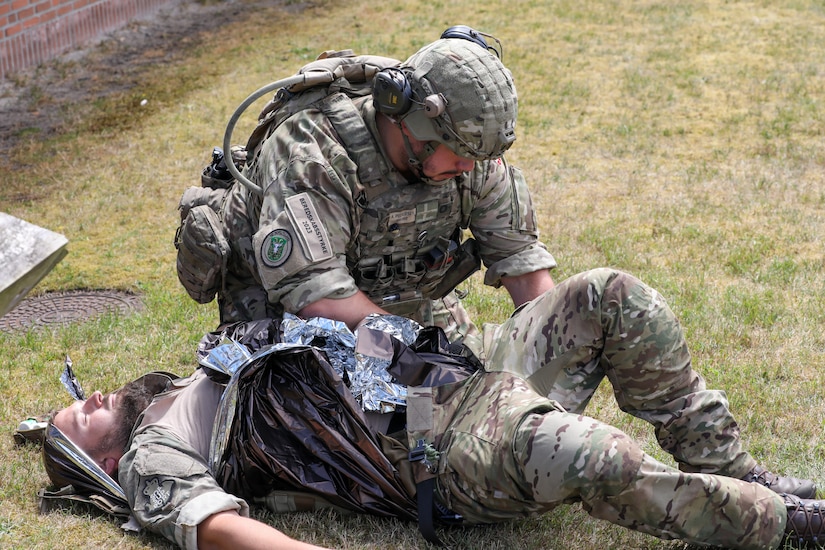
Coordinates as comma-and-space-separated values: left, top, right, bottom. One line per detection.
3, 0, 825, 548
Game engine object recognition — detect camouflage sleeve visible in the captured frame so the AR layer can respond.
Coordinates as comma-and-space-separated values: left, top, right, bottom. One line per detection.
119, 426, 250, 550
249, 111, 362, 312
463, 157, 557, 288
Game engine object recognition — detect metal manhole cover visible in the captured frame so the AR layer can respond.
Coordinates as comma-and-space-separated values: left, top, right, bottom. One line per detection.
0, 290, 143, 332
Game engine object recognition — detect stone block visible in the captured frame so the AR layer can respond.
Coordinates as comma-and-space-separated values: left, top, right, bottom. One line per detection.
0, 212, 68, 318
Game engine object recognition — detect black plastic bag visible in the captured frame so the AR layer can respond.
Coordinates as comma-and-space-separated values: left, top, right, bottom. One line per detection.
210, 321, 481, 522
216, 345, 418, 520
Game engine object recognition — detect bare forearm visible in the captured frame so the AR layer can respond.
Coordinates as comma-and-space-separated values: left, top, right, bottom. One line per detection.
198, 511, 331, 550
501, 269, 555, 307
297, 290, 388, 330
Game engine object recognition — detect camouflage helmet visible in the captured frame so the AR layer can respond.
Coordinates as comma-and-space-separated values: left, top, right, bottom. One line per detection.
399, 35, 518, 160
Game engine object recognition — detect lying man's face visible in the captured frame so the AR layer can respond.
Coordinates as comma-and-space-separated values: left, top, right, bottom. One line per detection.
49, 380, 154, 476
51, 390, 122, 460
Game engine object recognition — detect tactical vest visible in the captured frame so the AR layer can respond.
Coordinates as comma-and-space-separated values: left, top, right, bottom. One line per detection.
334, 96, 466, 308
244, 81, 471, 311
176, 51, 478, 315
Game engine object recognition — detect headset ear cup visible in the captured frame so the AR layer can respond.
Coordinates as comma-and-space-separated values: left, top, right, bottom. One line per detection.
372, 68, 413, 116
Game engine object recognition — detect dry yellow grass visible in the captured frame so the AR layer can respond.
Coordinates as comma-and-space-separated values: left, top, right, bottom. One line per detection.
2, 0, 825, 548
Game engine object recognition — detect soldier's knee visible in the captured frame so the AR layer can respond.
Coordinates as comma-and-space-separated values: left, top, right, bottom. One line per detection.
566, 268, 637, 303
520, 414, 644, 501
575, 424, 644, 498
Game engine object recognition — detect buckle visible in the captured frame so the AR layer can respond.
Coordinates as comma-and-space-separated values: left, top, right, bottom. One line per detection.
409, 439, 439, 474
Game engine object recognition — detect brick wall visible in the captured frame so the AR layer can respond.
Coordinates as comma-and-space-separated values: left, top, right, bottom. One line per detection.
0, 0, 175, 80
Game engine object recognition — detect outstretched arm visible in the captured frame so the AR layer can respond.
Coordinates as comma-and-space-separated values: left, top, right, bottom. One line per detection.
198, 511, 331, 550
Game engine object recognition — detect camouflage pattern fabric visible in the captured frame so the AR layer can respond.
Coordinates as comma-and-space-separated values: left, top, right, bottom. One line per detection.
214, 95, 555, 325
410, 291, 480, 344
120, 426, 250, 550
430, 388, 785, 549
408, 268, 786, 549
480, 267, 755, 477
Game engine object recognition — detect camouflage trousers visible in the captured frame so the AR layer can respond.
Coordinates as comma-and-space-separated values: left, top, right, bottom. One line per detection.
412, 290, 481, 343
422, 268, 787, 549
477, 267, 757, 477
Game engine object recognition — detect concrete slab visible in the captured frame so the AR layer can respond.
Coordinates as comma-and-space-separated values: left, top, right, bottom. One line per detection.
0, 213, 68, 318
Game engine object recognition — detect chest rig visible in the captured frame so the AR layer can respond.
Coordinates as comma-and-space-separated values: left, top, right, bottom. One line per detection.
235, 52, 477, 313
327, 95, 466, 307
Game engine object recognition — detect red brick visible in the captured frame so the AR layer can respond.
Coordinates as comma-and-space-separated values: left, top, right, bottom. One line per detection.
4, 22, 23, 37
17, 7, 35, 20
38, 9, 56, 23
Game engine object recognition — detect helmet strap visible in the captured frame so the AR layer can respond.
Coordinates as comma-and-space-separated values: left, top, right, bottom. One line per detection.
387, 116, 444, 184
400, 130, 423, 173
395, 119, 437, 176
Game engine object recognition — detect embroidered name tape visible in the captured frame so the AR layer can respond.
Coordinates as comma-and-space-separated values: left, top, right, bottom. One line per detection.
285, 193, 334, 262
388, 209, 416, 225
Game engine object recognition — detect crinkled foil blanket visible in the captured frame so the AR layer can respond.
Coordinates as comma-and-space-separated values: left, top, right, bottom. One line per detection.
205, 314, 420, 474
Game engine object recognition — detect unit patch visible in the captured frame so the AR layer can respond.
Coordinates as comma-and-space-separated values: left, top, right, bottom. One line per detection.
261, 229, 293, 267
143, 477, 175, 513
285, 193, 334, 262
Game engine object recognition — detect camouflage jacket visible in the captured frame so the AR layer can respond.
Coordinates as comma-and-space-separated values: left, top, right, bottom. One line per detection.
220, 94, 556, 319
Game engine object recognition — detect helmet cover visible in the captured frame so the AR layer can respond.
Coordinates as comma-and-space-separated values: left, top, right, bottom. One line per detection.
400, 38, 518, 160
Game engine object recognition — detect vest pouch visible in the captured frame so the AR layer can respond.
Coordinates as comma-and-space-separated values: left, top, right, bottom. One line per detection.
416, 255, 458, 298
394, 258, 427, 288
175, 204, 230, 304
427, 238, 481, 299
355, 258, 396, 295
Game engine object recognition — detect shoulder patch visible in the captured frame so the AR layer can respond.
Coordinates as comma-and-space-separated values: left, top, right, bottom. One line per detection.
261, 229, 293, 267
285, 193, 334, 262
143, 477, 175, 514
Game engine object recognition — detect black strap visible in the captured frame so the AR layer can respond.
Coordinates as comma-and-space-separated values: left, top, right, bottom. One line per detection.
416, 477, 444, 546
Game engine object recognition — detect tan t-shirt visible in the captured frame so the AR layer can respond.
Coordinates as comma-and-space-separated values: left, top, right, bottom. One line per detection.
134, 369, 223, 459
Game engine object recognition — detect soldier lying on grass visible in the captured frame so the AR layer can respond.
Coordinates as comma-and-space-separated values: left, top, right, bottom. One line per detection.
42, 271, 825, 549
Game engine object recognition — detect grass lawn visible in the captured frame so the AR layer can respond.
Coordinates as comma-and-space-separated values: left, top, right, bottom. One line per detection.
2, 0, 825, 548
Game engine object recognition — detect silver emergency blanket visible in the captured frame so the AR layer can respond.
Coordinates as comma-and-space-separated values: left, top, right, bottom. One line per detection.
206, 313, 420, 475
60, 355, 85, 400
352, 314, 421, 412
282, 312, 421, 412
281, 313, 356, 378
43, 423, 126, 503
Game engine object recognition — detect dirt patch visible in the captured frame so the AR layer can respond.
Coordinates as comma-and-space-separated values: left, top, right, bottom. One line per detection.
0, 0, 274, 155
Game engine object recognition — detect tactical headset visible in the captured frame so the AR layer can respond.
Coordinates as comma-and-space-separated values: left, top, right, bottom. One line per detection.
371, 25, 500, 119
